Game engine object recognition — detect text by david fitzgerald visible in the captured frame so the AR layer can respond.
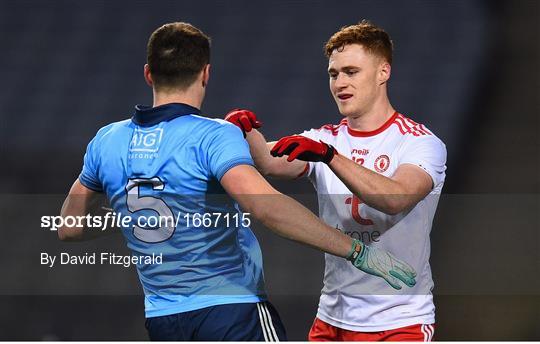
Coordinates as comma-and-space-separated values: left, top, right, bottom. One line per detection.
41, 252, 162, 268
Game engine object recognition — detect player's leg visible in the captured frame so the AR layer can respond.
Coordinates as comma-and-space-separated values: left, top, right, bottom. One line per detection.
145, 313, 188, 340
193, 301, 287, 341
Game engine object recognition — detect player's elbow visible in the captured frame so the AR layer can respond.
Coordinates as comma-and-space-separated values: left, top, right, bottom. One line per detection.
57, 228, 71, 241
57, 228, 73, 241
259, 159, 288, 178
57, 226, 83, 242
381, 197, 414, 215
253, 158, 288, 178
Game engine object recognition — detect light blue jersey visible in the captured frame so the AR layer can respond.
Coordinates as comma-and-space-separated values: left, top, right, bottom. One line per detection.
79, 103, 266, 317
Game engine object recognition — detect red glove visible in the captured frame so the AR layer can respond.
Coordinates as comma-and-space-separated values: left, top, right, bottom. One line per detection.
270, 135, 337, 164
224, 109, 262, 137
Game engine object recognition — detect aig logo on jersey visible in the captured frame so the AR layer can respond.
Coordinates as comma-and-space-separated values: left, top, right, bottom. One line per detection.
374, 154, 390, 173
129, 128, 163, 158
130, 128, 163, 152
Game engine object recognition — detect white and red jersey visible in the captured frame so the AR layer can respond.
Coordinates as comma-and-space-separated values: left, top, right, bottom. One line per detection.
300, 111, 447, 332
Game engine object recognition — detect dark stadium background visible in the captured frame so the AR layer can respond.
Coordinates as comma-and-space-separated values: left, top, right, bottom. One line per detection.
0, 0, 538, 340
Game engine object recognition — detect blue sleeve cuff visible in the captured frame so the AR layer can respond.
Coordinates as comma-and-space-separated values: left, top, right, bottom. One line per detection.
215, 158, 254, 181
78, 173, 103, 192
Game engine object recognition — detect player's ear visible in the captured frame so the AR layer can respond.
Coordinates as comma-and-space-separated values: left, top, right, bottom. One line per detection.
202, 64, 210, 88
143, 64, 154, 87
378, 61, 391, 85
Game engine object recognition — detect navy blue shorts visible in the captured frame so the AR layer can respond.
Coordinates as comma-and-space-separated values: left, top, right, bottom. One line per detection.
145, 301, 287, 341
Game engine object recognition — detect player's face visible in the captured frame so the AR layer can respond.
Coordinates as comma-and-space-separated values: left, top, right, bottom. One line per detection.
328, 44, 386, 117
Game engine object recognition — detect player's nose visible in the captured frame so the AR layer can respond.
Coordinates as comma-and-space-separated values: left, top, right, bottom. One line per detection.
334, 73, 349, 89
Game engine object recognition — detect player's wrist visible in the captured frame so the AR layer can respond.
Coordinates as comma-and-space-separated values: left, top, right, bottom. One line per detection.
322, 143, 337, 164
244, 127, 258, 136
346, 239, 364, 263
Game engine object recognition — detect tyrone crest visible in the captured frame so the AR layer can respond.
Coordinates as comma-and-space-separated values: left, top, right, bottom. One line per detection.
374, 155, 390, 173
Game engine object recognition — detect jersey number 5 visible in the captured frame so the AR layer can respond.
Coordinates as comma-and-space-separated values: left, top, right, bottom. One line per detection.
126, 177, 175, 243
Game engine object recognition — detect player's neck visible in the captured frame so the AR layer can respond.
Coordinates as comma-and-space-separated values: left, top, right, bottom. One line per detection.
152, 88, 203, 110
346, 100, 395, 132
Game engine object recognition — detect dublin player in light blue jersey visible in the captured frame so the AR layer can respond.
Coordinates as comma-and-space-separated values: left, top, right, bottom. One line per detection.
58, 22, 417, 341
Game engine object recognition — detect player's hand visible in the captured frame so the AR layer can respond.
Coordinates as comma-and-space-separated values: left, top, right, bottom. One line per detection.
224, 109, 262, 137
270, 135, 337, 164
347, 239, 417, 290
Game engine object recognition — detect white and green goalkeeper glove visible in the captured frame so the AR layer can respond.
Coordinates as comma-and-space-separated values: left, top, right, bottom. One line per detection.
346, 239, 417, 290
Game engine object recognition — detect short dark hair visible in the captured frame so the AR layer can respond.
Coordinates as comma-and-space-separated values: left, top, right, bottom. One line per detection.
325, 20, 393, 65
147, 22, 211, 91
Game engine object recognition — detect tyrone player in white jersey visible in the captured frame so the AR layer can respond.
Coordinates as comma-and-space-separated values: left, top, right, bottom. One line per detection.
225, 20, 446, 341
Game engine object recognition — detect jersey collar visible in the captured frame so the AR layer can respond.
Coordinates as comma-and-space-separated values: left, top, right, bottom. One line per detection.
132, 103, 201, 127
346, 111, 399, 137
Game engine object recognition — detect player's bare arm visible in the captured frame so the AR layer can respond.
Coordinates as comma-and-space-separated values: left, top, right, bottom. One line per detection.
225, 109, 306, 179
58, 179, 117, 241
271, 135, 432, 215
221, 164, 417, 289
249, 130, 307, 179
220, 164, 351, 257
328, 154, 433, 214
